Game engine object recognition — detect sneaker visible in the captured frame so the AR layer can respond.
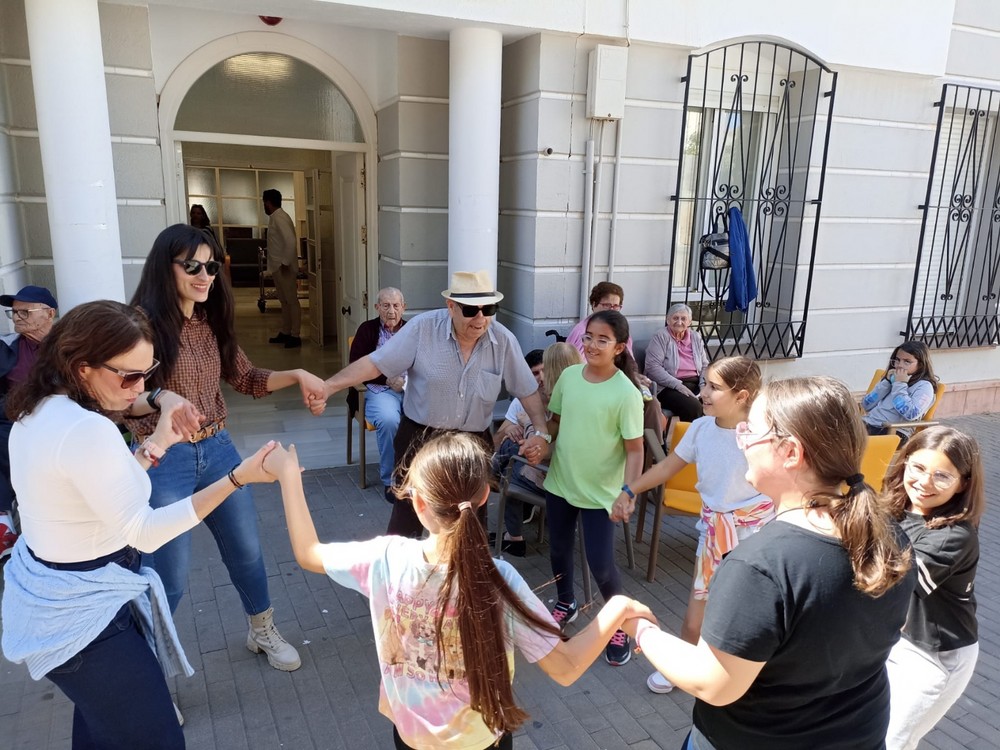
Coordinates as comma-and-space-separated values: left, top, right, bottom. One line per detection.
647, 671, 675, 694
268, 332, 288, 344
551, 600, 579, 630
384, 487, 396, 504
0, 518, 17, 560
486, 533, 526, 557
605, 630, 631, 666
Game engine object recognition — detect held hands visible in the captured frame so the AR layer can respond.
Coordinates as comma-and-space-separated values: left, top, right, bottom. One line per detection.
297, 370, 329, 415
262, 442, 303, 481
620, 615, 657, 639
519, 434, 549, 465
233, 440, 280, 486
609, 491, 636, 523
156, 391, 204, 443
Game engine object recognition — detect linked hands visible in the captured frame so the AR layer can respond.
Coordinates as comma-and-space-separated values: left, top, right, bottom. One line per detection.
609, 491, 636, 523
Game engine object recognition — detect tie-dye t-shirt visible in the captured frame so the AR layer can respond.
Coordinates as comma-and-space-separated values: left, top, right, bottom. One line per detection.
320, 535, 561, 749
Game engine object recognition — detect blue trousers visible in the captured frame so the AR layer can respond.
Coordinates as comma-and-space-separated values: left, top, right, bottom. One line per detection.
43, 548, 184, 749
364, 388, 403, 488
144, 430, 270, 615
545, 491, 622, 604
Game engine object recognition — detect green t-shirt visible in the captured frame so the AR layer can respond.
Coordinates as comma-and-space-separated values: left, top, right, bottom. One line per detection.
543, 364, 644, 510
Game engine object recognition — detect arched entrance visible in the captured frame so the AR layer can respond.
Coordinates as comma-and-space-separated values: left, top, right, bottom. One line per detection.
157, 32, 377, 359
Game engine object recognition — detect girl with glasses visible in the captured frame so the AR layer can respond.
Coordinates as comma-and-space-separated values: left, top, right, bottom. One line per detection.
542, 310, 645, 667
610, 356, 774, 695
881, 426, 984, 750
265, 433, 653, 750
622, 377, 915, 750
862, 340, 938, 439
124, 224, 328, 675
1, 301, 278, 748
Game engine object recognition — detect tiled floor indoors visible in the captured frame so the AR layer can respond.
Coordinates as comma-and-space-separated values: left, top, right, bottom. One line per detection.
1, 297, 998, 748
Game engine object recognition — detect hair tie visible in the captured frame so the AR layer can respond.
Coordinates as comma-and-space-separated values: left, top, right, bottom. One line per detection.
846, 473, 865, 489
457, 501, 472, 512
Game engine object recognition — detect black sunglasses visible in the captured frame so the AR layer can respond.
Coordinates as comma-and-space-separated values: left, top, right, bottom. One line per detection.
174, 259, 221, 276
459, 303, 498, 318
100, 360, 160, 388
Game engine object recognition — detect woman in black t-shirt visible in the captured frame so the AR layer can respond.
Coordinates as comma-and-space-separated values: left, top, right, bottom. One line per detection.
882, 426, 984, 750
623, 377, 915, 750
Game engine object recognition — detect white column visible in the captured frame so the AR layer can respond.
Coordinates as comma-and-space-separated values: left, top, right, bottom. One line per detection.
448, 28, 503, 283
24, 0, 125, 308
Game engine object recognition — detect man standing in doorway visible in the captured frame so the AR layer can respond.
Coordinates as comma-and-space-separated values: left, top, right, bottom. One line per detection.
0, 285, 57, 557
348, 287, 408, 503
262, 188, 302, 348
310, 270, 550, 538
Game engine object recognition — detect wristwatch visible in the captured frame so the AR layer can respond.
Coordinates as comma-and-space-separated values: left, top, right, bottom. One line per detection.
621, 484, 636, 500
531, 430, 552, 444
146, 387, 163, 411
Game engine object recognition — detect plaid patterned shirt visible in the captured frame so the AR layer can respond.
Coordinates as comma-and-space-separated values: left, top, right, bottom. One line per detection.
125, 310, 271, 441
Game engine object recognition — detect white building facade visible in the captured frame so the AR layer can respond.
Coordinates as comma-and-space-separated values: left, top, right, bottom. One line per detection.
1, 0, 998, 415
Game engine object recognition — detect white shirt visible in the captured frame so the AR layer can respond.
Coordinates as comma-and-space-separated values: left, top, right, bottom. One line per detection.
674, 416, 769, 513
266, 207, 297, 272
11, 395, 198, 562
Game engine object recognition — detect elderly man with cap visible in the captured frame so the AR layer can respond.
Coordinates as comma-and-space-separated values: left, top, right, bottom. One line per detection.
313, 270, 550, 538
0, 285, 58, 557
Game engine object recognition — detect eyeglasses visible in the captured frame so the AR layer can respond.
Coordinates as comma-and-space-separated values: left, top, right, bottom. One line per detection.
735, 421, 779, 451
459, 304, 498, 318
174, 259, 221, 276
4, 308, 47, 320
904, 461, 960, 491
595, 302, 622, 311
99, 360, 160, 389
581, 333, 616, 350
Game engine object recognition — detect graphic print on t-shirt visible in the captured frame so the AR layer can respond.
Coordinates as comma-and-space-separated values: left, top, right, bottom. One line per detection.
382, 586, 466, 683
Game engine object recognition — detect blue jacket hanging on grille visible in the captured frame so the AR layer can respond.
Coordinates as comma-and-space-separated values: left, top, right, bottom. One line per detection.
725, 205, 757, 313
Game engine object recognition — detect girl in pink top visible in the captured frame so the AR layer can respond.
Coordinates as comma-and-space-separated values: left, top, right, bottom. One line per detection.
266, 433, 653, 750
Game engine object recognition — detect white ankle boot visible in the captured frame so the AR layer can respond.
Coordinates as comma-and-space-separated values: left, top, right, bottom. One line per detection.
246, 607, 301, 671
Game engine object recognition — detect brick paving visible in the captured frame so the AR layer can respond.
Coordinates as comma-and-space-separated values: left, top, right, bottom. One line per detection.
2, 413, 999, 749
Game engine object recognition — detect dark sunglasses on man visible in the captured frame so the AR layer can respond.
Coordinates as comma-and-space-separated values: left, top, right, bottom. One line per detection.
174, 259, 222, 277
459, 303, 498, 318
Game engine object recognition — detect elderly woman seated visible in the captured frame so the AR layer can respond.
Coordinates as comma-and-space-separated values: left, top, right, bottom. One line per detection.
644, 303, 708, 422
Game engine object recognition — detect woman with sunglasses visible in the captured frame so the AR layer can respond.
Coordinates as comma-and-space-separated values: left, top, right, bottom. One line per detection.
125, 224, 327, 673
882, 426, 983, 750
622, 377, 915, 750
1, 300, 278, 749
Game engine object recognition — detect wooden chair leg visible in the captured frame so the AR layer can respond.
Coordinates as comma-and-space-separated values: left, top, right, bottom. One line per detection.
646, 494, 666, 583
358, 417, 367, 490
346, 411, 354, 464
623, 519, 635, 570
494, 488, 508, 557
634, 490, 648, 544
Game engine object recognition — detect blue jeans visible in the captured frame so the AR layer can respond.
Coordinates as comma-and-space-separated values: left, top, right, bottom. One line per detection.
44, 548, 184, 749
144, 430, 269, 615
365, 388, 403, 488
545, 491, 622, 604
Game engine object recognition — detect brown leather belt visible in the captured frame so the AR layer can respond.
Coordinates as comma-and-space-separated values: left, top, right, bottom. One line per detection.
189, 420, 226, 443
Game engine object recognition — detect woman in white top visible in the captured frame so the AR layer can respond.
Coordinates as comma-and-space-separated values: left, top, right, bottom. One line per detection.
0, 300, 277, 750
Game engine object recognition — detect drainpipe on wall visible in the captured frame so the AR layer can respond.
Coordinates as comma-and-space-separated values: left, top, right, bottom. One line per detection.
607, 119, 624, 282
580, 138, 595, 318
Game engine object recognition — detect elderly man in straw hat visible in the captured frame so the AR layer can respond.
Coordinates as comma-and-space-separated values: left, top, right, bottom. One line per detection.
313, 270, 550, 537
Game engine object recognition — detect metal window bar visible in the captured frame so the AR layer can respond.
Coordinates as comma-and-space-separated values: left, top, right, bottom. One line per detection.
666, 41, 837, 360
907, 83, 1000, 349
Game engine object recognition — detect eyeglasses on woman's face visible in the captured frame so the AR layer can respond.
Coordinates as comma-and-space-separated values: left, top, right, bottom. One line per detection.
735, 421, 779, 451
173, 259, 221, 277
581, 333, 616, 350
594, 296, 622, 311
904, 460, 959, 491
99, 360, 160, 389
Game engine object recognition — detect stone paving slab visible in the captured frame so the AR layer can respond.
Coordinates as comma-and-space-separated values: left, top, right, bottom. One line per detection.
2, 414, 998, 749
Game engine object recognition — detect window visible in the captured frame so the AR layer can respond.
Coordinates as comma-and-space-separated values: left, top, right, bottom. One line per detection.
667, 40, 838, 360
907, 84, 1000, 348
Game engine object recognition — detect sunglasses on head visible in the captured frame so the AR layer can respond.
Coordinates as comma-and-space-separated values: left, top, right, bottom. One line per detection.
459, 303, 498, 318
100, 360, 160, 389
174, 259, 221, 276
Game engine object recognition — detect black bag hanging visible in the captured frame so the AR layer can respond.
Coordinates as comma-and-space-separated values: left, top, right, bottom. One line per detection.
698, 214, 731, 271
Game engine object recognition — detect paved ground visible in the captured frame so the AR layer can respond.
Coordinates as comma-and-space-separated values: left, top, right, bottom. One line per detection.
2, 414, 999, 749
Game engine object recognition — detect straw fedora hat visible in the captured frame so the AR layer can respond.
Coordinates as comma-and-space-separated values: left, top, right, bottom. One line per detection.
440, 270, 504, 306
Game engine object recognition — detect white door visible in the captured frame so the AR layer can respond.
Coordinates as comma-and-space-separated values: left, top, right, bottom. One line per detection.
305, 169, 334, 346
334, 153, 368, 361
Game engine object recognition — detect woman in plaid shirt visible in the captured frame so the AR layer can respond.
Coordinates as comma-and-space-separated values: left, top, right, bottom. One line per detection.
125, 224, 327, 673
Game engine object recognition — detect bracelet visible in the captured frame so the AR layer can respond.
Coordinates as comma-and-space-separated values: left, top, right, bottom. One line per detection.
635, 620, 657, 653
146, 387, 163, 411
228, 465, 245, 489
139, 438, 165, 468
621, 484, 635, 500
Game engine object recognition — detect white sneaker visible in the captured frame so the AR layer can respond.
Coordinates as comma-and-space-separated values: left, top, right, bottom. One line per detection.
647, 670, 675, 694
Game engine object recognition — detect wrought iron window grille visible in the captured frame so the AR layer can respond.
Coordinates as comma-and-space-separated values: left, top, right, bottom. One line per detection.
906, 83, 1000, 349
666, 40, 837, 360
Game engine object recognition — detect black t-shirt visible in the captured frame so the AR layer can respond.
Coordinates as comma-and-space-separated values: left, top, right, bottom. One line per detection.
693, 520, 916, 750
900, 511, 978, 652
